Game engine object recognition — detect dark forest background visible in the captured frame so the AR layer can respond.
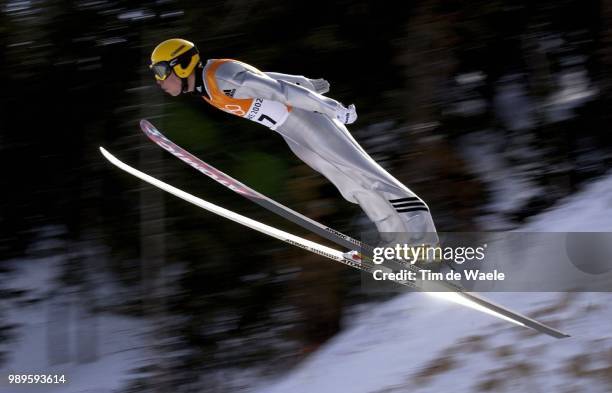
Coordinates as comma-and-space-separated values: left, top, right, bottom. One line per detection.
1, 1, 611, 392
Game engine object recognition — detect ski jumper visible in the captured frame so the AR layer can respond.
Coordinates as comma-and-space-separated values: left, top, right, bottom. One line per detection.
197, 59, 438, 247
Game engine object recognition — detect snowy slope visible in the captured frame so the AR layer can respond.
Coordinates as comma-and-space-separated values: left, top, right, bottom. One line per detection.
2, 178, 611, 393
0, 239, 150, 393
521, 173, 612, 231
253, 174, 612, 393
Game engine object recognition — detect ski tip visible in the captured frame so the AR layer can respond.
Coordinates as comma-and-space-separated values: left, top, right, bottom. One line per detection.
140, 118, 153, 130
99, 146, 113, 162
140, 119, 160, 136
99, 146, 107, 155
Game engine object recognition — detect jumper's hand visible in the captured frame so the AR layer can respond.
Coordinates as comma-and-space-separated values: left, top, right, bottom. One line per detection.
335, 104, 358, 124
310, 78, 330, 94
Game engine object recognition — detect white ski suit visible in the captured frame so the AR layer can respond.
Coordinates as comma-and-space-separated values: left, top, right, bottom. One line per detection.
196, 59, 438, 246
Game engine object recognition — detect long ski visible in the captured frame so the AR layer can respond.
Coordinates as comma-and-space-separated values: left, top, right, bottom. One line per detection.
140, 119, 422, 277
100, 145, 569, 339
140, 119, 365, 251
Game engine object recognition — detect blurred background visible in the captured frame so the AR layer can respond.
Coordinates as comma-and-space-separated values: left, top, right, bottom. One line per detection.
1, 1, 612, 392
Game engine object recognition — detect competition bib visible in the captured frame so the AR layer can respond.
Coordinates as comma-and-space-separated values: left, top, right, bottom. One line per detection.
202, 59, 292, 130
243, 98, 290, 130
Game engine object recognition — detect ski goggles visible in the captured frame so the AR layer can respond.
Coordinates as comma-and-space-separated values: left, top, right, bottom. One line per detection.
150, 61, 174, 81
150, 47, 198, 81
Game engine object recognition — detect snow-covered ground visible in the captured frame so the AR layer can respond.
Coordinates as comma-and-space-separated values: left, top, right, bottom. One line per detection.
253, 173, 612, 393
1, 177, 611, 393
0, 237, 151, 393
521, 173, 612, 231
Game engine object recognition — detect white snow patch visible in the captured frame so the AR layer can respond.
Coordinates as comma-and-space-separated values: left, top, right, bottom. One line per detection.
1, 250, 149, 393
252, 173, 612, 393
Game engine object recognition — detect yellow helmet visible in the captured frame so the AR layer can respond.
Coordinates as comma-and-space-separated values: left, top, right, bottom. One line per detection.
150, 38, 200, 81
